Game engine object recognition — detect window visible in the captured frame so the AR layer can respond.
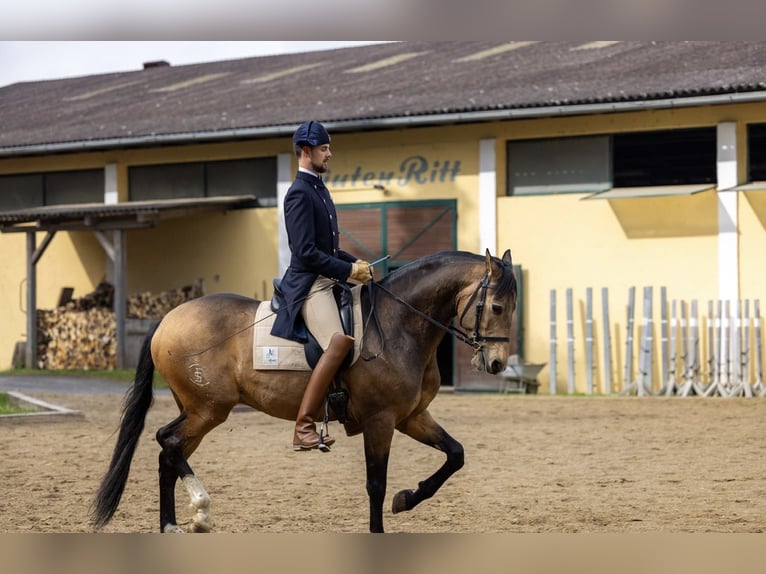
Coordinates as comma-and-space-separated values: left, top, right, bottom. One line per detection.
506, 127, 717, 196
507, 136, 610, 195
612, 128, 716, 187
129, 157, 277, 206
0, 169, 103, 211
747, 123, 766, 182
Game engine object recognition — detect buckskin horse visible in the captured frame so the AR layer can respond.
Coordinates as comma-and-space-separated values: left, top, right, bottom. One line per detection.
90, 249, 517, 533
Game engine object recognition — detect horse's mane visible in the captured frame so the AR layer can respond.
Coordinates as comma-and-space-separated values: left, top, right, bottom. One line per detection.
380, 250, 517, 297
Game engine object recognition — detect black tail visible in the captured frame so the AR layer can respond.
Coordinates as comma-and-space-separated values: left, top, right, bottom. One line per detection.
90, 321, 161, 530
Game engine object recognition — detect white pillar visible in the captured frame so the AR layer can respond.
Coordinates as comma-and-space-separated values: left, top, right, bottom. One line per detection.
277, 153, 292, 275
717, 122, 738, 302
104, 163, 118, 205
478, 138, 497, 254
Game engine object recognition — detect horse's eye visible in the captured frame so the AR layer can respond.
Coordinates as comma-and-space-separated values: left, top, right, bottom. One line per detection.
491, 303, 503, 315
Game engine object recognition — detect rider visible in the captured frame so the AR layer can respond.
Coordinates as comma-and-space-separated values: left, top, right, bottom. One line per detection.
271, 120, 374, 451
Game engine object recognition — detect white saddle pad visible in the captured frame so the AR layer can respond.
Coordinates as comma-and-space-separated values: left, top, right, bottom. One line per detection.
253, 284, 363, 371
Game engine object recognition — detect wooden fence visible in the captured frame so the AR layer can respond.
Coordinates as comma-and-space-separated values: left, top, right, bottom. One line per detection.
549, 286, 766, 397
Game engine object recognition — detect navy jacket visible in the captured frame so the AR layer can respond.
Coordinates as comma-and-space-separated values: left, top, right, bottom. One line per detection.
270, 171, 357, 342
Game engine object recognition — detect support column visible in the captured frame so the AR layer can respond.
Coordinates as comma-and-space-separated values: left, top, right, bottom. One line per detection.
25, 232, 37, 369
114, 229, 127, 369
478, 138, 497, 254
105, 163, 118, 205
24, 230, 56, 369
277, 153, 292, 275
717, 122, 739, 302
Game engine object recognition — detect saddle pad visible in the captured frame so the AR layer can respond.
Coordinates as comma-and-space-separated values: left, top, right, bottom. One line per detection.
253, 284, 363, 371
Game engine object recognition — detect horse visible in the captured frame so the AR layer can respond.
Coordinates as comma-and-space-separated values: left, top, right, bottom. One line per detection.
90, 249, 517, 533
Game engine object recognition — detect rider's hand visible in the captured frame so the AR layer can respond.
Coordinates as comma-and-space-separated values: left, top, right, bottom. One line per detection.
349, 260, 373, 284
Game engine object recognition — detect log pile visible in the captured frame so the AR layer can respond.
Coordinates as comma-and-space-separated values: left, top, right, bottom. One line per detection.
36, 281, 203, 370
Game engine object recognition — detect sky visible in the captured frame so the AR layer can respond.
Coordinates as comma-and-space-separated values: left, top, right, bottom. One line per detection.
0, 41, 393, 88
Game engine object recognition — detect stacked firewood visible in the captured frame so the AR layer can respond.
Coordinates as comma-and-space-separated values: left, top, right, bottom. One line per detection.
36, 281, 203, 369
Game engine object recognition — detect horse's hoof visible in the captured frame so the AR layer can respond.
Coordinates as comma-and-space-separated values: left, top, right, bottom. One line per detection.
391, 489, 414, 514
162, 523, 185, 533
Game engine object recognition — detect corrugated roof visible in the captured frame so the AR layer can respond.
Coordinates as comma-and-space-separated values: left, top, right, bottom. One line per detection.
0, 196, 257, 230
1, 41, 766, 154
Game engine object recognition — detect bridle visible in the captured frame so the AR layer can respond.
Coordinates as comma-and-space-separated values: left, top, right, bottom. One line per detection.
361, 270, 512, 360
456, 272, 512, 348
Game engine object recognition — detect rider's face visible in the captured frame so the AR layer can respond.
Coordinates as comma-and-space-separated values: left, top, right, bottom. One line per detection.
307, 144, 332, 173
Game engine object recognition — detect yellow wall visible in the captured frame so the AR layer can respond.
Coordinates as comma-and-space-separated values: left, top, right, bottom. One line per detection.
128, 208, 279, 300
327, 136, 480, 252
5, 100, 766, 380
0, 230, 105, 368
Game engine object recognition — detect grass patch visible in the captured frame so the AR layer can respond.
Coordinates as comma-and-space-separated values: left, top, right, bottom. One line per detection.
0, 368, 167, 388
0, 392, 36, 415
2, 367, 136, 381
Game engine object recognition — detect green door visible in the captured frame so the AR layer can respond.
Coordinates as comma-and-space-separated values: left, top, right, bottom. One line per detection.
338, 200, 457, 385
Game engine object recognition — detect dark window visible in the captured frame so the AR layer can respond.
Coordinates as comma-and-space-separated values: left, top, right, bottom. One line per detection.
506, 136, 610, 196
0, 169, 103, 211
129, 157, 277, 205
747, 123, 766, 181
46, 170, 104, 205
0, 174, 44, 210
129, 163, 205, 201
612, 128, 716, 187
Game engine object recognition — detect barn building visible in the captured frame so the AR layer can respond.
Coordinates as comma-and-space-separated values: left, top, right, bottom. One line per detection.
2, 41, 766, 393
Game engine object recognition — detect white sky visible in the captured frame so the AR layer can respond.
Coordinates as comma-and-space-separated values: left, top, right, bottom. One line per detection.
0, 41, 394, 88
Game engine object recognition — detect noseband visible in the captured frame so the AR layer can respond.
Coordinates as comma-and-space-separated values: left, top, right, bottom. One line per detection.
457, 272, 512, 349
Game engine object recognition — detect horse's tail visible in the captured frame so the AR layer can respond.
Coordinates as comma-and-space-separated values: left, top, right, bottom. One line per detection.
90, 320, 161, 530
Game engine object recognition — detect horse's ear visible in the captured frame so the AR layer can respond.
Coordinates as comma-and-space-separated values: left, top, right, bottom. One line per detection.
484, 249, 493, 274
502, 249, 513, 266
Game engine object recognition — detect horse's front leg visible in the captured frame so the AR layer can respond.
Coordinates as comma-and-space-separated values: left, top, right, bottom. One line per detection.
362, 414, 396, 533
391, 408, 464, 515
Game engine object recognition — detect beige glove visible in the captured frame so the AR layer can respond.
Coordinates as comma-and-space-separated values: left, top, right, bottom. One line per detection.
349, 260, 373, 284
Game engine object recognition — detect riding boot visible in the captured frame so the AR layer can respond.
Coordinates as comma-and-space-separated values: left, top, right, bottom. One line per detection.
293, 333, 354, 451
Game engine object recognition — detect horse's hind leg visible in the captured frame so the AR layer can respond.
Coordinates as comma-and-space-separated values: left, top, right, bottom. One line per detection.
391, 408, 464, 516
156, 412, 219, 533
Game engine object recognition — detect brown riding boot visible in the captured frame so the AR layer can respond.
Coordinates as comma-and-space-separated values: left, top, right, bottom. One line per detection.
293, 333, 355, 451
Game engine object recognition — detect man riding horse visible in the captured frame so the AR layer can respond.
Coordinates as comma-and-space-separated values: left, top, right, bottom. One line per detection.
270, 120, 374, 451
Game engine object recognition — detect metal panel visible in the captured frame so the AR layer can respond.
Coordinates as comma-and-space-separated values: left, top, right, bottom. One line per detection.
508, 135, 610, 196
582, 184, 714, 200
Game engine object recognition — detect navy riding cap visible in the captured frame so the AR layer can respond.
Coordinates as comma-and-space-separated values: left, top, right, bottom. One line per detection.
292, 120, 331, 148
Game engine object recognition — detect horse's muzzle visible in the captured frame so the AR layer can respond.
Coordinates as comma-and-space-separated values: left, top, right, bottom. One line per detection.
472, 350, 506, 375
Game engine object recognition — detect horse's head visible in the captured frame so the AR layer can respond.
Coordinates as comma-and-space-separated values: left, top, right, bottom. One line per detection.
457, 249, 517, 375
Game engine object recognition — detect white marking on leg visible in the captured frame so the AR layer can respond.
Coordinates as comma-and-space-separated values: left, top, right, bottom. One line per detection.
182, 474, 212, 532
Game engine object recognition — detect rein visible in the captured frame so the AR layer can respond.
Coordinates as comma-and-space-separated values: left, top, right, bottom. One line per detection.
362, 272, 510, 360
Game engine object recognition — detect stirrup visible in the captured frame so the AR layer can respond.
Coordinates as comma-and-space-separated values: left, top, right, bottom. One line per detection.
318, 424, 331, 452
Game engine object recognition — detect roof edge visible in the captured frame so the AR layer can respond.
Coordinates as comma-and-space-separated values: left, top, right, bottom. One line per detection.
3, 90, 766, 158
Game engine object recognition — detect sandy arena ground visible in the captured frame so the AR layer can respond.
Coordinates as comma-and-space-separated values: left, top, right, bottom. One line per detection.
0, 389, 764, 533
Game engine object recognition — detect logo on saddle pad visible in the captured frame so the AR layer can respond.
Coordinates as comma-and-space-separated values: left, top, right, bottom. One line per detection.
253, 285, 363, 371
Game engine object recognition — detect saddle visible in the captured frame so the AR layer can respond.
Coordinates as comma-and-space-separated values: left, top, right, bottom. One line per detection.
271, 278, 355, 423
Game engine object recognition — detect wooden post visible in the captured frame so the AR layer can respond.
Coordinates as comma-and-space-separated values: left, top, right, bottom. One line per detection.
660, 287, 669, 394
24, 230, 56, 369
623, 286, 635, 392
566, 288, 575, 394
25, 232, 37, 369
663, 299, 678, 396
585, 287, 594, 395
602, 287, 612, 395
114, 229, 127, 370
706, 300, 715, 389
754, 300, 765, 396
549, 289, 557, 395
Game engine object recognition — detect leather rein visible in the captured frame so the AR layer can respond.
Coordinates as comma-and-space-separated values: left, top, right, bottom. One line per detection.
360, 271, 511, 361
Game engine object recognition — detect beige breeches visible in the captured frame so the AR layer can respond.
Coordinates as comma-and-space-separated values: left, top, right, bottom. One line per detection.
301, 276, 344, 351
